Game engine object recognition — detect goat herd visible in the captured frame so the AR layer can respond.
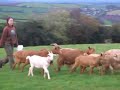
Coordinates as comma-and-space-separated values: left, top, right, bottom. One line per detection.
0, 43, 120, 79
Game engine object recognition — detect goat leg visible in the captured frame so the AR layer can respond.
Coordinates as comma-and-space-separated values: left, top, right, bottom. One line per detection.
21, 62, 29, 72
28, 67, 31, 76
89, 66, 94, 75
12, 62, 17, 70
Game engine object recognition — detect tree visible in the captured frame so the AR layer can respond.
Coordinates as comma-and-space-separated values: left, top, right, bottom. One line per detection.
67, 8, 100, 44
32, 9, 72, 44
16, 20, 54, 46
112, 24, 120, 43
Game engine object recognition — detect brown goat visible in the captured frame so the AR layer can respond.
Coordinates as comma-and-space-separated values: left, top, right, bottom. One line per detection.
98, 53, 120, 75
70, 55, 100, 74
51, 43, 95, 71
13, 49, 48, 71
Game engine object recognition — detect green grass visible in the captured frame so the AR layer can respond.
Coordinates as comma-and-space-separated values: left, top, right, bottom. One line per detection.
0, 43, 120, 90
0, 4, 49, 22
17, 2, 80, 8
103, 19, 112, 25
0, 19, 6, 23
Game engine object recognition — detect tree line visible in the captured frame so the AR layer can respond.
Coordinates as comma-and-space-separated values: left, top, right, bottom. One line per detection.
0, 8, 120, 46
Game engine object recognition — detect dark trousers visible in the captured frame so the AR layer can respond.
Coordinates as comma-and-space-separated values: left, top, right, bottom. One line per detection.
4, 43, 14, 69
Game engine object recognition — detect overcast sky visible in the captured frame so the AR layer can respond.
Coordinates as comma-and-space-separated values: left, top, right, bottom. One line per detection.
0, 0, 120, 3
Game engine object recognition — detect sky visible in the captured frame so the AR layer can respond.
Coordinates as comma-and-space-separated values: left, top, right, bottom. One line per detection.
0, 0, 120, 3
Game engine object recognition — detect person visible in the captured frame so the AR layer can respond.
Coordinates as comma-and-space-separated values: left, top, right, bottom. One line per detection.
0, 17, 18, 69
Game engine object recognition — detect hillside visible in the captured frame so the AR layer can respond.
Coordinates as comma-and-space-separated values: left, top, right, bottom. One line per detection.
106, 10, 120, 15
0, 2, 120, 25
0, 3, 79, 22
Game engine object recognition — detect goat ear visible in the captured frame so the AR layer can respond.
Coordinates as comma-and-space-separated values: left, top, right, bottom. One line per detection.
100, 53, 103, 56
100, 54, 102, 56
88, 47, 91, 49
55, 47, 58, 50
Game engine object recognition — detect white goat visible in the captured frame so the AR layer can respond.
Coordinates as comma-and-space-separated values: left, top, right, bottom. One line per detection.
26, 51, 54, 79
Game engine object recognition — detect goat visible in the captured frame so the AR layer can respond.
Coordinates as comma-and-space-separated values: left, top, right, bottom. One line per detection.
26, 51, 54, 79
13, 49, 48, 71
96, 49, 120, 75
70, 55, 101, 74
98, 53, 120, 75
51, 43, 95, 71
104, 49, 120, 56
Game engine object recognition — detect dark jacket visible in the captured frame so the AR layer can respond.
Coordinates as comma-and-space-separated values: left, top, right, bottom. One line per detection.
0, 25, 18, 46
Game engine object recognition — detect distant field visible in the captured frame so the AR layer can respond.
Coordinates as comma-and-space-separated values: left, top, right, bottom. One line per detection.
0, 19, 6, 23
1, 2, 119, 25
0, 2, 114, 23
0, 2, 81, 22
107, 10, 120, 15
0, 3, 50, 22
17, 2, 80, 8
103, 19, 112, 25
0, 43, 120, 90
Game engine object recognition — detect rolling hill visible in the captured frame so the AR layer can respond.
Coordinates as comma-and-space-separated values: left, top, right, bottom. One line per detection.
0, 2, 120, 25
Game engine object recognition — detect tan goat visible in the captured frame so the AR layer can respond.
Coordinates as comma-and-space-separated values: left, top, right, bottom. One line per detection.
71, 55, 101, 74
13, 49, 48, 71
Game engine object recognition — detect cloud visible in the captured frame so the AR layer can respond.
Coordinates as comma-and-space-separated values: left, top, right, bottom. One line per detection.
1, 0, 120, 3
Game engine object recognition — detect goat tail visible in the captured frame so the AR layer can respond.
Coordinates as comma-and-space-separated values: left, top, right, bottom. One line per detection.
26, 56, 31, 60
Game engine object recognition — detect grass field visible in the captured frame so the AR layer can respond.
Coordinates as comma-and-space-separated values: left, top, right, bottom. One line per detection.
0, 43, 120, 90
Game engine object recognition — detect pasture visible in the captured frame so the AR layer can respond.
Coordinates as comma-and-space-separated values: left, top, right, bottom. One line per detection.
0, 43, 120, 90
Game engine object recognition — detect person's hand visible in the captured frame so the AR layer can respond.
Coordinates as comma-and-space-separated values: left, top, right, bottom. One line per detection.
0, 43, 2, 47
0, 41, 2, 47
